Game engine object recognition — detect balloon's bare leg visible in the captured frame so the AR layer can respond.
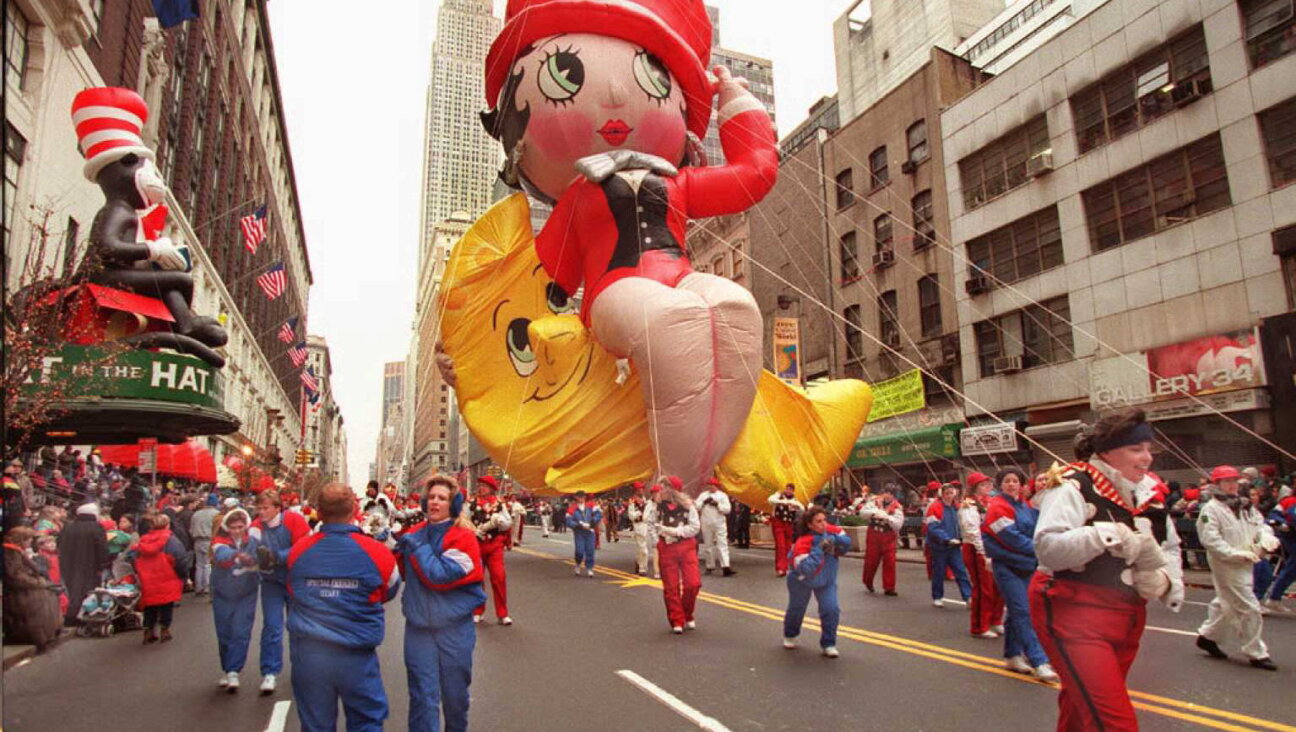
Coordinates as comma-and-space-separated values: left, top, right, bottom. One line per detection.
591, 274, 761, 494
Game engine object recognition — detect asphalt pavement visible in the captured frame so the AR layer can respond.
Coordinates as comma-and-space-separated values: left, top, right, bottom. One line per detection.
4, 531, 1294, 731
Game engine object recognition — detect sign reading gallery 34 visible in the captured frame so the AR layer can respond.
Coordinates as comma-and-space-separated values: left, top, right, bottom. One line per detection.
20, 345, 225, 410
1089, 329, 1266, 411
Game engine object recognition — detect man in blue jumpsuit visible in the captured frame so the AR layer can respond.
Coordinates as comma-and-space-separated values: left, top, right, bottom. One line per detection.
566, 491, 603, 576
924, 483, 972, 607
286, 483, 401, 731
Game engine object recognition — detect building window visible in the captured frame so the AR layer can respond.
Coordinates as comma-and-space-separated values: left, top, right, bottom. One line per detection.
907, 120, 928, 163
869, 146, 889, 188
959, 115, 1050, 210
1072, 26, 1210, 155
873, 213, 892, 253
1082, 133, 1229, 251
1259, 96, 1296, 188
966, 206, 1063, 287
4, 121, 26, 245
844, 304, 863, 361
918, 275, 941, 338
835, 168, 854, 209
731, 240, 745, 281
711, 255, 726, 278
5, 4, 30, 91
878, 290, 899, 348
974, 296, 1073, 377
840, 231, 860, 282
1243, 0, 1296, 68
912, 190, 934, 249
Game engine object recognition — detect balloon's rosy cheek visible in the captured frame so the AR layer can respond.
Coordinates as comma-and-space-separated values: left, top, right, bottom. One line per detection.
527, 110, 597, 162
634, 107, 688, 160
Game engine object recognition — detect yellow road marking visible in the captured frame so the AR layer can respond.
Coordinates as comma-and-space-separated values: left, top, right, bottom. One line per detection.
511, 546, 1295, 732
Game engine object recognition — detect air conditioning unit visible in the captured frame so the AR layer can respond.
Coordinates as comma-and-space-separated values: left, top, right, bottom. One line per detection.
872, 249, 896, 269
1026, 151, 1054, 177
901, 159, 918, 175
993, 355, 1024, 374
940, 334, 961, 365
965, 274, 991, 295
1171, 78, 1206, 106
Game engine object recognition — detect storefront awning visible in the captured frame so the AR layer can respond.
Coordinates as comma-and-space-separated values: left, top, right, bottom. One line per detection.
848, 423, 961, 468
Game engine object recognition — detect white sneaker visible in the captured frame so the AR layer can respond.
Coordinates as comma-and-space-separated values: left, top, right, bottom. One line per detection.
974, 630, 1000, 639
782, 637, 797, 649
217, 672, 233, 688
260, 674, 276, 695
1005, 655, 1032, 674
653, 572, 661, 579
991, 624, 1005, 634
932, 599, 944, 608
473, 615, 483, 624
587, 568, 597, 577
1033, 664, 1060, 683
500, 616, 513, 626
1259, 604, 1271, 616
685, 620, 696, 631
671, 626, 684, 634
574, 565, 582, 576
226, 672, 240, 692
822, 646, 840, 658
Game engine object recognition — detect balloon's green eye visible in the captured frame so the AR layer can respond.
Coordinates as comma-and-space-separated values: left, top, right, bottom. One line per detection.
546, 283, 576, 314
505, 317, 537, 377
538, 49, 584, 105
633, 51, 671, 102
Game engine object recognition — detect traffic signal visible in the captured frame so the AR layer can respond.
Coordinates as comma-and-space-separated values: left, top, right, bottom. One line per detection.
295, 449, 312, 465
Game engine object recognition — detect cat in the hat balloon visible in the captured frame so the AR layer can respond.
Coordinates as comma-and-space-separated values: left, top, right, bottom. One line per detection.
476, 0, 779, 494
72, 87, 228, 367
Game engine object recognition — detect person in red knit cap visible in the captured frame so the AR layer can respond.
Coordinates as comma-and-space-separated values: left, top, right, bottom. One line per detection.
481, 0, 779, 494
959, 472, 1004, 638
466, 475, 513, 626
650, 477, 701, 634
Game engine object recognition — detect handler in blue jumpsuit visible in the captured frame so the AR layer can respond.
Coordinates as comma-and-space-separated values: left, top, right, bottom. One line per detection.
210, 507, 260, 692
249, 490, 310, 694
924, 483, 973, 606
782, 506, 853, 657
286, 484, 401, 732
397, 477, 486, 732
566, 491, 603, 575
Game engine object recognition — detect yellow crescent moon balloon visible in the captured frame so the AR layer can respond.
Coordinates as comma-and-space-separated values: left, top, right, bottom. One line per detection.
438, 194, 873, 510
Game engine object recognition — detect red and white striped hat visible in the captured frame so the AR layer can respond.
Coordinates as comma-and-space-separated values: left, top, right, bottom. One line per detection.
70, 87, 154, 181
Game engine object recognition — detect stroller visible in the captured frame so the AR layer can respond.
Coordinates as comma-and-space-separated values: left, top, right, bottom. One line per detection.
76, 574, 142, 638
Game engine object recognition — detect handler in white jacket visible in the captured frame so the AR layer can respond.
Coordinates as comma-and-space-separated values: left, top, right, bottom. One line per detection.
1195, 465, 1279, 670
625, 482, 657, 577
697, 478, 735, 576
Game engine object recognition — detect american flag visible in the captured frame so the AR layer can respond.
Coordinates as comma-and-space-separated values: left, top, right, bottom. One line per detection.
300, 366, 320, 392
288, 341, 308, 367
277, 316, 298, 343
256, 262, 287, 300
240, 204, 268, 253
308, 387, 323, 412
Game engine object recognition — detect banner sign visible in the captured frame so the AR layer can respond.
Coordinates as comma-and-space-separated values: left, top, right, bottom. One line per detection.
867, 368, 927, 422
1090, 329, 1265, 411
772, 317, 802, 385
960, 422, 1019, 456
20, 345, 224, 410
138, 438, 157, 473
848, 423, 960, 468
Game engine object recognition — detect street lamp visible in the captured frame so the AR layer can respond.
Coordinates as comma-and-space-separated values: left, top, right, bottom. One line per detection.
241, 445, 254, 457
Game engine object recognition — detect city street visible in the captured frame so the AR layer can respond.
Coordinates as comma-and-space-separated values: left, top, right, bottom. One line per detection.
5, 533, 1293, 732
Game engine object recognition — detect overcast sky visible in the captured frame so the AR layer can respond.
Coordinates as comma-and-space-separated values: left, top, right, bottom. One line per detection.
266, 1, 853, 488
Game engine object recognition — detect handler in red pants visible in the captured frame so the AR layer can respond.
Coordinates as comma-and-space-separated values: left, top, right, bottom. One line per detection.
652, 477, 701, 633
859, 486, 903, 595
960, 473, 1004, 637
1030, 409, 1184, 731
768, 484, 803, 577
467, 476, 513, 626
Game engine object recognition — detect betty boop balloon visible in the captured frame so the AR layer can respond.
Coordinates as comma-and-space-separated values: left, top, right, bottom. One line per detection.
479, 0, 780, 493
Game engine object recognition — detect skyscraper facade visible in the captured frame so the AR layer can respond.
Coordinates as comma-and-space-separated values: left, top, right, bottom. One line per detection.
699, 6, 775, 167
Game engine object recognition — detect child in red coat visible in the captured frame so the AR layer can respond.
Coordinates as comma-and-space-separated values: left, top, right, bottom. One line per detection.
133, 512, 192, 643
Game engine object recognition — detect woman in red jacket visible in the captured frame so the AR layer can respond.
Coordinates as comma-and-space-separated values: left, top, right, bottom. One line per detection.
481, 0, 778, 493
134, 512, 191, 643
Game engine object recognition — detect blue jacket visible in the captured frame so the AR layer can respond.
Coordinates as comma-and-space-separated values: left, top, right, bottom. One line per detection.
285, 523, 401, 650
397, 519, 486, 630
981, 494, 1038, 574
566, 503, 602, 533
250, 510, 310, 586
1268, 502, 1296, 547
211, 534, 261, 600
788, 527, 852, 589
924, 500, 961, 548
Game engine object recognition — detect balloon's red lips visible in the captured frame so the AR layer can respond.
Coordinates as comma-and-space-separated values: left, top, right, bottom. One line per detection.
598, 120, 632, 146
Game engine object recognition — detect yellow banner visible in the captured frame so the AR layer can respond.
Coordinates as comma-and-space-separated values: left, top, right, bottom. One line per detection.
867, 368, 926, 422
772, 317, 802, 386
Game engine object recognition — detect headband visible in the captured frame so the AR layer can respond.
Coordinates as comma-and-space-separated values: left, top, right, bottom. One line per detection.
1093, 421, 1155, 453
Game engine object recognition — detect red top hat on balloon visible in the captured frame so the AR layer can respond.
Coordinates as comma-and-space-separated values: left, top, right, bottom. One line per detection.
71, 87, 154, 181
484, 0, 715, 139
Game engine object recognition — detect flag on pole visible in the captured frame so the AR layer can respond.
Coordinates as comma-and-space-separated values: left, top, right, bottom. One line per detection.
256, 262, 287, 300
301, 366, 320, 392
278, 316, 299, 343
152, 0, 199, 29
288, 341, 308, 367
241, 204, 269, 253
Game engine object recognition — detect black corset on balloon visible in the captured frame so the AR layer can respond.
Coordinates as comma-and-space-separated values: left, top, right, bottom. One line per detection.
601, 173, 683, 271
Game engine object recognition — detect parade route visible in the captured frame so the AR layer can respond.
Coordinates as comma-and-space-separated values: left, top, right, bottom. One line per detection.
4, 531, 1293, 731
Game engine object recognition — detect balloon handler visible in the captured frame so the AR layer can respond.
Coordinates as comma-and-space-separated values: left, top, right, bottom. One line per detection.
782, 506, 852, 658
67, 87, 227, 367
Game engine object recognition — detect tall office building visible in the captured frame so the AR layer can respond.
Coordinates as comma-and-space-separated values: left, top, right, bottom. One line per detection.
418, 0, 501, 272
700, 5, 776, 166
374, 361, 407, 487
